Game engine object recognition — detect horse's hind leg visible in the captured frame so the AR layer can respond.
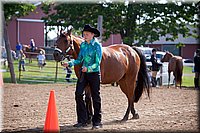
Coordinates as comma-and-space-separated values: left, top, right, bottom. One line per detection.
121, 100, 132, 121
131, 103, 139, 119
119, 78, 136, 122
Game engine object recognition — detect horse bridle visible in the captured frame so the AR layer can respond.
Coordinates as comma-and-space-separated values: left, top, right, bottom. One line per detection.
54, 34, 74, 61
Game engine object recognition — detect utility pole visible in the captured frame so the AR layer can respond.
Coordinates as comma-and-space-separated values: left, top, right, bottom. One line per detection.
97, 15, 103, 43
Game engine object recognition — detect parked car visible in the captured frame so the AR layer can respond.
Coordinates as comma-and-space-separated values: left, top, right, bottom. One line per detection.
135, 47, 152, 58
182, 58, 194, 63
182, 58, 194, 72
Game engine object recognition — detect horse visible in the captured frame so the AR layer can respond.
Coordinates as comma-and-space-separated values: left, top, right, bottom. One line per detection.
161, 52, 183, 89
53, 30, 150, 122
22, 44, 45, 63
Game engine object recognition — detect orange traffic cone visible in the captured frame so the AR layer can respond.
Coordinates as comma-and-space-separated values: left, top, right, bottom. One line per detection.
44, 90, 60, 132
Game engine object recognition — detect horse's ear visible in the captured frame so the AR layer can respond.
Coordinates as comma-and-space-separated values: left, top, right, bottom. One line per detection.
60, 29, 66, 37
67, 25, 73, 35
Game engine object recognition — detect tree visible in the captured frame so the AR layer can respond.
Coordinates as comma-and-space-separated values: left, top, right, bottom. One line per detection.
3, 3, 36, 83
41, 1, 199, 46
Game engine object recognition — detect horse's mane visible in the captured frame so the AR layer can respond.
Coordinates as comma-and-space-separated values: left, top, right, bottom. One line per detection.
166, 51, 174, 57
72, 35, 84, 44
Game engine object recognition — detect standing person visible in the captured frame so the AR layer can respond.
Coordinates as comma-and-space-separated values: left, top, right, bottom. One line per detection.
150, 48, 162, 87
15, 42, 22, 58
194, 49, 200, 89
61, 24, 103, 129
37, 50, 46, 70
18, 50, 26, 71
30, 39, 36, 52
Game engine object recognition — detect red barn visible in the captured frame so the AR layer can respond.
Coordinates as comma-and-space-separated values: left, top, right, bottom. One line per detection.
7, 3, 46, 50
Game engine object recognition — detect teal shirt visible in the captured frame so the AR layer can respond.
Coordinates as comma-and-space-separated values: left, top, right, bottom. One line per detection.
68, 38, 103, 73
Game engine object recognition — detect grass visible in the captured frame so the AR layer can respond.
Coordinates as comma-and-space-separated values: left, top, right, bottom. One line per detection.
183, 65, 193, 74
182, 66, 194, 87
2, 59, 195, 87
2, 58, 77, 84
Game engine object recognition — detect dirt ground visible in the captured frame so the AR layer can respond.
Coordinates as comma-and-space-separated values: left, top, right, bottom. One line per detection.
1, 83, 199, 132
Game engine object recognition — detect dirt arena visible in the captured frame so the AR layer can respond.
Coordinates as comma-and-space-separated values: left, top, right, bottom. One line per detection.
1, 83, 199, 132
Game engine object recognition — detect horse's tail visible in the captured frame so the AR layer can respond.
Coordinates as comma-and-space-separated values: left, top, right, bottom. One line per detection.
175, 60, 183, 86
132, 47, 151, 103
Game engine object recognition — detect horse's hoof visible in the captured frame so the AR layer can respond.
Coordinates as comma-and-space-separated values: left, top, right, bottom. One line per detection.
131, 113, 139, 119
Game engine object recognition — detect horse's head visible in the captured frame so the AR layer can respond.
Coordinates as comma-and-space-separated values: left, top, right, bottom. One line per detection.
161, 52, 173, 62
22, 44, 30, 52
53, 30, 74, 62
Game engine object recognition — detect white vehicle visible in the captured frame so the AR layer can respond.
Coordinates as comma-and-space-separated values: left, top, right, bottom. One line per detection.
135, 47, 152, 58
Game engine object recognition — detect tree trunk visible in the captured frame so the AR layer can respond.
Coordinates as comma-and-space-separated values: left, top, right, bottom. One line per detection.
3, 14, 17, 83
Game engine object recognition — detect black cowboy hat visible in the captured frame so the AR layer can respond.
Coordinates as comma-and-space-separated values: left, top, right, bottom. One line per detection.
82, 24, 100, 37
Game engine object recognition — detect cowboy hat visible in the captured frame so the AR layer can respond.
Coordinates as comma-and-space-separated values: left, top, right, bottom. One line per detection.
82, 24, 100, 37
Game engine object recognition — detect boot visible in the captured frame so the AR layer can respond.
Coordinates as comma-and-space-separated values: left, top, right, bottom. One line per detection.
194, 78, 199, 90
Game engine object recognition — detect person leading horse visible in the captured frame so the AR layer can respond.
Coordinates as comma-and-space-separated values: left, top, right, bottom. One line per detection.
54, 24, 151, 129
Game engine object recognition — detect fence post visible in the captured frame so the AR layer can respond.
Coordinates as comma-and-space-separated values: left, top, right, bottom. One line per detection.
54, 62, 58, 83
19, 69, 21, 81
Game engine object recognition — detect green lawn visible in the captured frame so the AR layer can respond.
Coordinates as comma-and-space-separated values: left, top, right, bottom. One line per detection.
2, 59, 195, 87
183, 65, 193, 74
2, 58, 77, 84
182, 66, 194, 87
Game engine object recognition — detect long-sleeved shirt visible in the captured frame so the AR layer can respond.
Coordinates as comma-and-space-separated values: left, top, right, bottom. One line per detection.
68, 38, 103, 73
150, 54, 162, 71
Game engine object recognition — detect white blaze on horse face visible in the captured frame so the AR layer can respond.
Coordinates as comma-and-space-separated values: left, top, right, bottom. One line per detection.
66, 35, 74, 52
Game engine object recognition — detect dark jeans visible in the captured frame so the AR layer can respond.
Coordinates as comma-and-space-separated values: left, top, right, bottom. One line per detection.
75, 72, 101, 125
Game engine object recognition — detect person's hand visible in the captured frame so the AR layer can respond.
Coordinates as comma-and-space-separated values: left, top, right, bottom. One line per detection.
61, 62, 69, 67
82, 67, 87, 72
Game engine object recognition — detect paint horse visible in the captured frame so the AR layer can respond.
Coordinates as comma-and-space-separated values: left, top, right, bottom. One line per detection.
53, 29, 150, 122
161, 52, 183, 89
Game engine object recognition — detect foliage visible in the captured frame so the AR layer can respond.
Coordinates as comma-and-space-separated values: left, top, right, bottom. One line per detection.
3, 3, 36, 22
41, 1, 198, 46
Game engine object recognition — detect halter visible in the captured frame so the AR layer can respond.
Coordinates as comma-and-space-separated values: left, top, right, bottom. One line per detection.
54, 34, 74, 61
